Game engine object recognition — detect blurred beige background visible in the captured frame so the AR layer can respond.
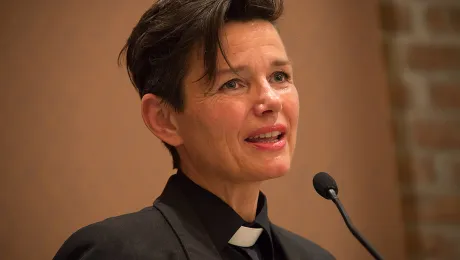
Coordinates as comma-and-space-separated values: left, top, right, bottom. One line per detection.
2, 1, 458, 260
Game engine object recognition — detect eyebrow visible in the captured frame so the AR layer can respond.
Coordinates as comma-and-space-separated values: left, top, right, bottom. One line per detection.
215, 58, 292, 76
271, 59, 292, 67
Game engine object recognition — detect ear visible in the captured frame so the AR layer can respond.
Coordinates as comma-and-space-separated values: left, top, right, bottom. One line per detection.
141, 94, 183, 147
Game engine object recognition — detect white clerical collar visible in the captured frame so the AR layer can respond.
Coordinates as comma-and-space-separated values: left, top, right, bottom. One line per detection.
228, 226, 264, 247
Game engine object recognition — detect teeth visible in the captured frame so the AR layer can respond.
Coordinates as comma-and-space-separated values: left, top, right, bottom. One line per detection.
249, 131, 282, 139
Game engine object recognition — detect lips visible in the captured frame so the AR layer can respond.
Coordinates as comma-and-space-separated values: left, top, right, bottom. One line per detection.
246, 131, 284, 143
245, 124, 287, 143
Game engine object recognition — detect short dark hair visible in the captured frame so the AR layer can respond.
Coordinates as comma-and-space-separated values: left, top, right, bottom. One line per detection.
118, 0, 284, 169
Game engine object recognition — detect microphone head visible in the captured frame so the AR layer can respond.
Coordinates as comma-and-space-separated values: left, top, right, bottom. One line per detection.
313, 172, 338, 200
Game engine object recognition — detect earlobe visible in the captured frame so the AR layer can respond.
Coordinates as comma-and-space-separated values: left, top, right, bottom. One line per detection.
141, 94, 183, 146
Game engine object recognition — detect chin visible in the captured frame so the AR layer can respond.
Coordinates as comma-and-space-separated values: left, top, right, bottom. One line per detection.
268, 165, 290, 178
240, 153, 292, 182
255, 161, 291, 181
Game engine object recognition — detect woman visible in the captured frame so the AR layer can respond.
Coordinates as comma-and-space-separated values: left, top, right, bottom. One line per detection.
54, 0, 334, 259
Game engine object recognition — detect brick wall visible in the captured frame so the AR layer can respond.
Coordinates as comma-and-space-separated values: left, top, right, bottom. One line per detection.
379, 0, 460, 259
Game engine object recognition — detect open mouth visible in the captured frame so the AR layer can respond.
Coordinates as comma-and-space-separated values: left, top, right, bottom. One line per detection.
245, 131, 285, 143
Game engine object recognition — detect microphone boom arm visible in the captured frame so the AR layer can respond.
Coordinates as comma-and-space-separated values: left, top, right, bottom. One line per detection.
327, 189, 384, 260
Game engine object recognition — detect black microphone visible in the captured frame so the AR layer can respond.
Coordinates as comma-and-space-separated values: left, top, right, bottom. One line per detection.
313, 172, 384, 260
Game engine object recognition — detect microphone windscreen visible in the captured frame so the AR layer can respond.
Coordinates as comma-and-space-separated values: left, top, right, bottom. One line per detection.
313, 172, 338, 200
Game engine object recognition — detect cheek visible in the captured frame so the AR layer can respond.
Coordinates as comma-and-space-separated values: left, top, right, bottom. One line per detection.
203, 100, 248, 132
281, 91, 299, 155
282, 89, 300, 123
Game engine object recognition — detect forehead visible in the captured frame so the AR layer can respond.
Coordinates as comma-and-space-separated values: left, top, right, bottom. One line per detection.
217, 20, 287, 66
188, 20, 287, 70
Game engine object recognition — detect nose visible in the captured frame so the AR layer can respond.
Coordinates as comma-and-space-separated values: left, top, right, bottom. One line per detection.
253, 80, 282, 116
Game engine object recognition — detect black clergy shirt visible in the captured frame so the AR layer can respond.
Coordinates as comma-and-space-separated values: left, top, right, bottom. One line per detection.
175, 169, 284, 260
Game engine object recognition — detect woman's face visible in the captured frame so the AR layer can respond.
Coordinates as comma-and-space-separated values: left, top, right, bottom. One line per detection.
175, 20, 299, 183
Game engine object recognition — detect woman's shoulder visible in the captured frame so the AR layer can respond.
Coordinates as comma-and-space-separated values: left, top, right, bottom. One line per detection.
53, 206, 181, 260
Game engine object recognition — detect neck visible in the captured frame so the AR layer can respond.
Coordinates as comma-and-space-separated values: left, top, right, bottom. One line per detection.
180, 165, 261, 222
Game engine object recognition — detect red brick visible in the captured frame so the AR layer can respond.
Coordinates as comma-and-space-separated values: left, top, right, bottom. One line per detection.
407, 44, 460, 70
425, 5, 460, 33
379, 2, 412, 33
412, 119, 460, 149
452, 8, 460, 32
451, 160, 460, 188
403, 194, 460, 224
397, 154, 436, 185
430, 83, 460, 109
406, 229, 460, 258
425, 6, 451, 33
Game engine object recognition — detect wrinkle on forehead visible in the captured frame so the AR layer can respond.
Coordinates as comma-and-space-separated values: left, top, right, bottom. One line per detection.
217, 21, 285, 67
221, 21, 281, 52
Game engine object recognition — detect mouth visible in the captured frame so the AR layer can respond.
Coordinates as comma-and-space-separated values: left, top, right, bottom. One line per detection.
244, 124, 288, 150
245, 131, 286, 143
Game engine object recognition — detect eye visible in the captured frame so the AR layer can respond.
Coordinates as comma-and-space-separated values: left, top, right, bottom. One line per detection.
219, 79, 242, 91
270, 71, 290, 83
